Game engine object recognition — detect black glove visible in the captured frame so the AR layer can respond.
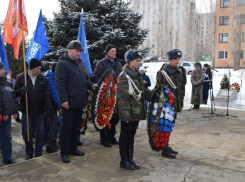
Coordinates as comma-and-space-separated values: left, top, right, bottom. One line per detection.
21, 86, 29, 94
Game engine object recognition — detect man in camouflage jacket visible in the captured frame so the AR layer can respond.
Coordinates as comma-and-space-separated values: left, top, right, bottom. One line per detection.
155, 49, 183, 159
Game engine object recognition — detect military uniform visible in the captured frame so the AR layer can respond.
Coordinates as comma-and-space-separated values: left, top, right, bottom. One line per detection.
155, 49, 183, 158
117, 49, 152, 170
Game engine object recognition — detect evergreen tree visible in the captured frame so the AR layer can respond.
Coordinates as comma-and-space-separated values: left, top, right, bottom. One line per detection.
220, 74, 230, 89
44, 0, 149, 63
5, 41, 29, 79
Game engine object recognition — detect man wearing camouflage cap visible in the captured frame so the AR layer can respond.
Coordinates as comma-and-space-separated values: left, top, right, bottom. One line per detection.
155, 49, 184, 159
55, 40, 97, 163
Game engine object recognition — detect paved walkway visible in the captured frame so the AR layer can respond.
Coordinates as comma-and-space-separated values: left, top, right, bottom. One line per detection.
0, 107, 245, 182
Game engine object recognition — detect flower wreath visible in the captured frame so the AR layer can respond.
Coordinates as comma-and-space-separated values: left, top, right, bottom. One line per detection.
91, 69, 117, 131
147, 84, 176, 151
229, 82, 240, 93
80, 92, 92, 135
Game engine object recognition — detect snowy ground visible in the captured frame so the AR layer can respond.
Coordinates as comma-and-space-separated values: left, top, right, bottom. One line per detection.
143, 62, 245, 110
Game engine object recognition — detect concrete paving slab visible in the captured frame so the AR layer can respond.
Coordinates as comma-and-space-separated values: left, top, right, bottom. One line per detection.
0, 108, 245, 181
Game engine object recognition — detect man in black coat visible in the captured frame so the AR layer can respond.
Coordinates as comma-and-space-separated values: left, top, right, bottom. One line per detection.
0, 62, 16, 165
55, 40, 97, 163
92, 44, 122, 147
14, 59, 52, 160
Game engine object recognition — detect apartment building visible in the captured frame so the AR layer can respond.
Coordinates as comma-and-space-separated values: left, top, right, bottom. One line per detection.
129, 0, 215, 62
215, 0, 245, 68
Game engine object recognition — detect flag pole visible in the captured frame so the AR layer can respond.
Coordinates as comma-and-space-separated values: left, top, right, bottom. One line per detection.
21, 23, 30, 142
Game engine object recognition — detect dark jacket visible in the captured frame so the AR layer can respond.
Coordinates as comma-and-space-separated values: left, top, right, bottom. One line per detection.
0, 85, 9, 116
92, 56, 122, 82
14, 71, 52, 113
142, 73, 151, 90
55, 53, 93, 108
0, 77, 18, 115
44, 70, 62, 110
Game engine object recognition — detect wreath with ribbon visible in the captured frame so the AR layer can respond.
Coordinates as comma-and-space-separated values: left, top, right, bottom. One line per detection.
80, 92, 92, 135
229, 82, 240, 93
147, 85, 176, 151
91, 69, 117, 131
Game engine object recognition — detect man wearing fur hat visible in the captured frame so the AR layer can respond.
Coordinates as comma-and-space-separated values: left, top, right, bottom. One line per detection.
92, 44, 122, 148
191, 62, 205, 109
155, 49, 183, 159
14, 58, 52, 160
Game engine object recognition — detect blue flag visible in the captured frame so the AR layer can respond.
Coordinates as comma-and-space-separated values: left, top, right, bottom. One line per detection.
78, 14, 92, 77
0, 31, 10, 72
26, 10, 49, 64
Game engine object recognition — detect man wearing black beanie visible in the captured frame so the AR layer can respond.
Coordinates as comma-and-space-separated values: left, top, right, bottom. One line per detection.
14, 58, 52, 160
92, 44, 122, 147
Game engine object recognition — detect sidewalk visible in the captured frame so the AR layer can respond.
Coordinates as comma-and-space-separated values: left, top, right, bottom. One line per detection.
0, 107, 245, 182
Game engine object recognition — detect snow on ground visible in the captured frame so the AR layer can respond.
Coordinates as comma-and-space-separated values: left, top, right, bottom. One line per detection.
143, 62, 245, 110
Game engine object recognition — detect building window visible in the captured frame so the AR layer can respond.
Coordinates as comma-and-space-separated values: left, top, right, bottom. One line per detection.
241, 32, 244, 42
238, 0, 245, 6
177, 0, 180, 4
177, 6, 180, 10
153, 3, 156, 7
176, 13, 180, 17
176, 24, 179, 29
153, 21, 155, 25
137, 6, 140, 10
240, 50, 244, 59
152, 45, 155, 48
159, 21, 161, 24
220, 0, 230, 8
219, 33, 228, 42
153, 9, 156, 14
176, 19, 179, 23
152, 39, 155, 42
218, 51, 228, 59
219, 16, 229, 25
241, 14, 245, 24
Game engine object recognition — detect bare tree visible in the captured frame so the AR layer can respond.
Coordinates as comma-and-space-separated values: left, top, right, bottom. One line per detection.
229, 0, 245, 71
182, 1, 201, 62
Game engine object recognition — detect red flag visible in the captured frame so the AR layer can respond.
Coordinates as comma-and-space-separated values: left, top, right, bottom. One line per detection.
3, 0, 28, 59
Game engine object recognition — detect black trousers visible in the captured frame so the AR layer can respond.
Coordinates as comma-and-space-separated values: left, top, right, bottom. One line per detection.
47, 109, 59, 145
119, 121, 139, 151
59, 108, 83, 156
100, 116, 119, 142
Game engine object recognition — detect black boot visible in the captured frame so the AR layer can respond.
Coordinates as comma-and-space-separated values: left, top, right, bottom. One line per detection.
162, 146, 176, 159
203, 98, 207, 105
167, 146, 178, 155
128, 149, 140, 169
52, 141, 60, 150
46, 143, 57, 153
120, 150, 135, 170
100, 128, 111, 147
193, 104, 199, 109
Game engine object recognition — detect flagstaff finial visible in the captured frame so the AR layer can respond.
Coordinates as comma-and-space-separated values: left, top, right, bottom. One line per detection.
81, 8, 83, 14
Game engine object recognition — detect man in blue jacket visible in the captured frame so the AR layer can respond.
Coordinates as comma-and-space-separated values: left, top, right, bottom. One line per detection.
56, 40, 97, 163
44, 63, 61, 153
0, 62, 17, 164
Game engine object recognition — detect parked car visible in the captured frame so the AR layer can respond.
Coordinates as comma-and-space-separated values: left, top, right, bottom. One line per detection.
143, 56, 159, 62
158, 56, 167, 62
178, 61, 195, 75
